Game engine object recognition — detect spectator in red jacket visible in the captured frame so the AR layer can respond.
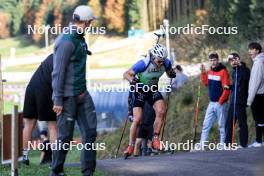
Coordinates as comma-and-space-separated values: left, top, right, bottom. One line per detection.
195, 52, 230, 150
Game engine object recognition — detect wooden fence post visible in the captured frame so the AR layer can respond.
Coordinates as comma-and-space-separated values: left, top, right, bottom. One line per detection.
11, 105, 19, 176
0, 55, 3, 165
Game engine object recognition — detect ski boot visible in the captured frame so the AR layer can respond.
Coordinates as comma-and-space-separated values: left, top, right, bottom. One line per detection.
152, 136, 162, 155
123, 145, 134, 159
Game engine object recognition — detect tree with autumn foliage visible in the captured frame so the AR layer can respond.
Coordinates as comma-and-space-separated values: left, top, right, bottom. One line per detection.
104, 0, 126, 33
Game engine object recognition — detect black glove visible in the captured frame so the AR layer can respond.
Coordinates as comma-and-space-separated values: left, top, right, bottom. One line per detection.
87, 50, 92, 55
129, 77, 139, 85
167, 69, 176, 78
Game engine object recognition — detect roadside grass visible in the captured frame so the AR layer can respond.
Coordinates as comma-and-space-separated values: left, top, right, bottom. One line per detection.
3, 62, 132, 73
3, 64, 40, 72
3, 100, 15, 115
0, 149, 107, 176
0, 35, 100, 59
0, 36, 43, 58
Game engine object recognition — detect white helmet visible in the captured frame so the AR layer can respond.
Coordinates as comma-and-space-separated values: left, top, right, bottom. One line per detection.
73, 5, 96, 21
150, 44, 168, 59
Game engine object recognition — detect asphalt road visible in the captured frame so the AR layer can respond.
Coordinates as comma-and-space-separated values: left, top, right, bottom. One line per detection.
96, 147, 264, 176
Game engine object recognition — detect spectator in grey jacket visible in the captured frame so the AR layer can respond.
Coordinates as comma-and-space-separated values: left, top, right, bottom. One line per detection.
171, 65, 188, 90
247, 42, 264, 148
50, 5, 97, 176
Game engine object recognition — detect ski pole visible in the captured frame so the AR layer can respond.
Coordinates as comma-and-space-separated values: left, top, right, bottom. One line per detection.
193, 77, 201, 144
115, 115, 129, 158
154, 30, 165, 44
161, 78, 173, 142
232, 66, 238, 144
193, 62, 205, 146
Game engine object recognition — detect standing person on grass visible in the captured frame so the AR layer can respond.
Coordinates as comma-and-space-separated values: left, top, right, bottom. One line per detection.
50, 5, 97, 176
225, 53, 250, 148
171, 65, 188, 90
22, 54, 57, 165
194, 52, 230, 150
247, 42, 264, 148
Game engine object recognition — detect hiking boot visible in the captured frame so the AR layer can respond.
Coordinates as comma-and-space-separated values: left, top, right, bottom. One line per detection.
152, 137, 161, 150
124, 145, 134, 159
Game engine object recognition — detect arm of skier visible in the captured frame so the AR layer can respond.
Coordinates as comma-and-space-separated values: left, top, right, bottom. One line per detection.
123, 59, 147, 84
164, 59, 176, 78
123, 68, 136, 84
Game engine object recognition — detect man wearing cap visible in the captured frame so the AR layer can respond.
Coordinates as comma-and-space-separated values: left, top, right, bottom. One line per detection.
194, 52, 230, 150
50, 5, 97, 176
225, 53, 250, 148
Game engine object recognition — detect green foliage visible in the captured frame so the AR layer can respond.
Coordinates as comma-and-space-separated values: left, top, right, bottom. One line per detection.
249, 0, 264, 40
181, 91, 194, 106
125, 0, 142, 30
0, 0, 24, 35
1, 0, 263, 43
206, 0, 231, 47
206, 0, 264, 42
229, 0, 252, 40
171, 0, 264, 63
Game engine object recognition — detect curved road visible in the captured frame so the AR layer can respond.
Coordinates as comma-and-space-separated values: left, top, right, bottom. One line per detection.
96, 147, 264, 176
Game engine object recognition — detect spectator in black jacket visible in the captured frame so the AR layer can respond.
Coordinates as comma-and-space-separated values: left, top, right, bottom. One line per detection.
22, 54, 57, 165
225, 53, 250, 148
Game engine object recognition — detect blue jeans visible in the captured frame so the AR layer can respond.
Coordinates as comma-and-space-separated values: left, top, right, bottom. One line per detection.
200, 102, 227, 144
